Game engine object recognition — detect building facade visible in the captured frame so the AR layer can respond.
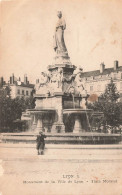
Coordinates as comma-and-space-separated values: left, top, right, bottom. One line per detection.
79, 61, 122, 102
0, 61, 122, 101
0, 74, 34, 99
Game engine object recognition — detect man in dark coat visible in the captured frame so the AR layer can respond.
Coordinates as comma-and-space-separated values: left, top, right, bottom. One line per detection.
36, 131, 46, 155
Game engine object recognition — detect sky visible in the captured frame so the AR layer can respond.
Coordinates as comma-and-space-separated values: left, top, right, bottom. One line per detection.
0, 0, 122, 83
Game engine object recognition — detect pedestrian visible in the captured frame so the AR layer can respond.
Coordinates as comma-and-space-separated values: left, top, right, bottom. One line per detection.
36, 131, 46, 155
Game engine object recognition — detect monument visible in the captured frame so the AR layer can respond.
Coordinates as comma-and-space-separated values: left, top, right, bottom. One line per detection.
27, 11, 92, 134
2, 12, 121, 144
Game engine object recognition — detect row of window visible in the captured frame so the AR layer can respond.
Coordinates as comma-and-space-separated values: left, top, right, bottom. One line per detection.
89, 85, 102, 92
17, 89, 29, 96
89, 82, 122, 92
82, 73, 122, 81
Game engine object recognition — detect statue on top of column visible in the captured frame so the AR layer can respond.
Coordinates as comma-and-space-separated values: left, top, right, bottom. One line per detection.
53, 11, 68, 55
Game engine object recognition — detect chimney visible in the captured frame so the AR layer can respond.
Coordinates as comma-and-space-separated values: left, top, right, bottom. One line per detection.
24, 74, 28, 84
114, 60, 118, 71
10, 77, 12, 84
0, 77, 4, 87
100, 62, 105, 74
10, 73, 14, 84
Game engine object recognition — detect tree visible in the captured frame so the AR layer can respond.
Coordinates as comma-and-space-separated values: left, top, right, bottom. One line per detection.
0, 87, 12, 130
99, 79, 119, 103
87, 79, 121, 127
0, 87, 35, 132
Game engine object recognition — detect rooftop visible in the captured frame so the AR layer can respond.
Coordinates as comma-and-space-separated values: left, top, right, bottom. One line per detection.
80, 66, 122, 78
10, 81, 34, 88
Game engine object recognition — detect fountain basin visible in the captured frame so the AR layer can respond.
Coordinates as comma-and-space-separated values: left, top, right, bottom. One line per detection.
63, 109, 104, 133
63, 109, 93, 133
27, 108, 56, 114
1, 132, 122, 144
28, 108, 56, 132
63, 109, 93, 114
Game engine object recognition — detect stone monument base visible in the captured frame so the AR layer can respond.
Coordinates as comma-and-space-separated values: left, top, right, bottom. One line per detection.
1, 132, 122, 145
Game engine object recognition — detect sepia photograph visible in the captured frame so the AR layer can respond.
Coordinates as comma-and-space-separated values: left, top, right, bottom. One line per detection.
0, 0, 122, 194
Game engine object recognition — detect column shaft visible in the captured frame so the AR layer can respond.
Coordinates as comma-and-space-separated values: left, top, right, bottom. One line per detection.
73, 115, 82, 133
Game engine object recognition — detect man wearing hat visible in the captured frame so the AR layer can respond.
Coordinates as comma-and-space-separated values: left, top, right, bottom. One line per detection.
36, 131, 46, 155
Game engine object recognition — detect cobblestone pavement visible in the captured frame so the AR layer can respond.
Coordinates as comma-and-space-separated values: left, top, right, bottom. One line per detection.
0, 143, 122, 195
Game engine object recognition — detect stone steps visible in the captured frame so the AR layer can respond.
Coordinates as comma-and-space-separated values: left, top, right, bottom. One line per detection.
1, 132, 122, 144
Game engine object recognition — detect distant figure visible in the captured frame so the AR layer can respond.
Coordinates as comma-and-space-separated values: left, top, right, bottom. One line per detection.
36, 131, 46, 155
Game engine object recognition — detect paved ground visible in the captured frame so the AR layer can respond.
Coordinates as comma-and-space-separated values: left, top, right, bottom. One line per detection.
0, 143, 122, 195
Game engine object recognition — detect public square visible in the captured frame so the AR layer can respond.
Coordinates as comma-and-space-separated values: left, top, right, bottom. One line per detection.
0, 3, 122, 195
0, 142, 122, 195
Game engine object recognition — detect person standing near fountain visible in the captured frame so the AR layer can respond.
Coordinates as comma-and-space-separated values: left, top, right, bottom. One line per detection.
36, 131, 46, 155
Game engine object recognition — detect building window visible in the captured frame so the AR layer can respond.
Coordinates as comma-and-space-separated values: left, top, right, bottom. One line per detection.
17, 89, 20, 94
90, 86, 93, 91
26, 91, 28, 96
22, 90, 24, 95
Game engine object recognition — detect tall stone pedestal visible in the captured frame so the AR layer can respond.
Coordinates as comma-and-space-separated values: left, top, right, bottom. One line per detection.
35, 117, 44, 132
31, 115, 37, 131
51, 108, 65, 133
73, 115, 82, 133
